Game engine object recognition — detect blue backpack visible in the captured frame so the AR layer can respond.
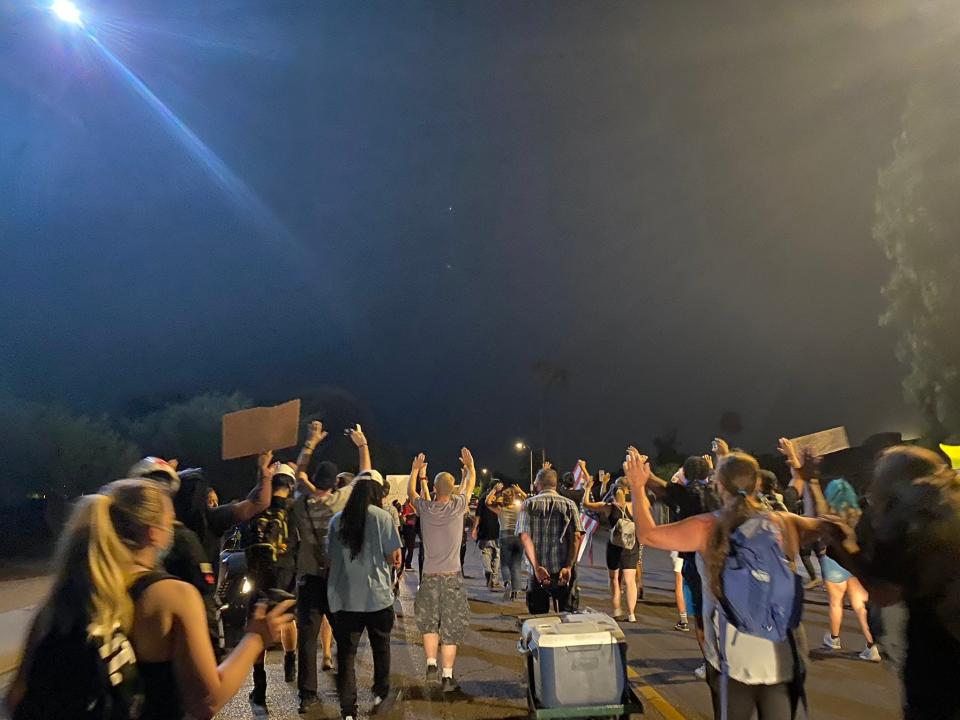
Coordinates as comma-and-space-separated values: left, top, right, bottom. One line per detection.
717, 514, 802, 641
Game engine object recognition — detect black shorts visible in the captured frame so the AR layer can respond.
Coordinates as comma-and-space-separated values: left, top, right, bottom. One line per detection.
606, 541, 640, 571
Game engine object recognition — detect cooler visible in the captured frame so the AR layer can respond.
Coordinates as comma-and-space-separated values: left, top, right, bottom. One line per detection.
520, 612, 627, 708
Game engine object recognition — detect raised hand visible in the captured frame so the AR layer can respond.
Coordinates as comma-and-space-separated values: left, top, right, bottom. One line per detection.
777, 437, 802, 469
306, 420, 328, 446
345, 424, 367, 448
578, 459, 593, 487
258, 450, 274, 474
623, 446, 651, 488
542, 460, 553, 471
411, 453, 427, 474
702, 454, 714, 472
712, 437, 730, 458
460, 447, 475, 470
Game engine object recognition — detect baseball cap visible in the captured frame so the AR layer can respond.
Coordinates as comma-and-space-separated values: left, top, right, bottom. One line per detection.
355, 469, 385, 486
129, 457, 181, 495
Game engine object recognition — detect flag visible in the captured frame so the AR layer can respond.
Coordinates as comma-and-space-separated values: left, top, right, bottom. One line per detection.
573, 463, 599, 564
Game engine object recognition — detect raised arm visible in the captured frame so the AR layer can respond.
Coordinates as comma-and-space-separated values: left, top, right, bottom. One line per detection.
345, 424, 371, 472
296, 420, 328, 476
485, 482, 504, 514
459, 447, 477, 498
228, 451, 274, 523
577, 460, 608, 512
625, 446, 712, 553
407, 453, 426, 502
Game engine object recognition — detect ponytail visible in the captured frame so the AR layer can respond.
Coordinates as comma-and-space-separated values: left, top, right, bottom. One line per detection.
703, 452, 763, 603
84, 495, 135, 638
705, 493, 755, 602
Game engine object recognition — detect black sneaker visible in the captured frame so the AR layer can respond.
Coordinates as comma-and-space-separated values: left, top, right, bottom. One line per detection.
425, 664, 439, 683
249, 688, 266, 707
441, 676, 461, 694
284, 652, 296, 683
298, 693, 319, 714
674, 620, 690, 632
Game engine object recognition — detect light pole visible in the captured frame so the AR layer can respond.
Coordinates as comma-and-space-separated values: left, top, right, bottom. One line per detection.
515, 441, 533, 488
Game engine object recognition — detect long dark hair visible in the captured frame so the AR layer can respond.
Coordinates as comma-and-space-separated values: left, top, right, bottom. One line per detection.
337, 478, 383, 560
704, 452, 763, 603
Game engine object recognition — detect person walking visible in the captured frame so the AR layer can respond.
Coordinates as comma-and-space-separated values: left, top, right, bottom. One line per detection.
289, 422, 370, 715
326, 470, 403, 720
474, 482, 502, 589
517, 465, 584, 614
485, 482, 528, 600
818, 478, 880, 662
627, 446, 846, 720
581, 466, 640, 622
8, 479, 293, 720
408, 448, 477, 693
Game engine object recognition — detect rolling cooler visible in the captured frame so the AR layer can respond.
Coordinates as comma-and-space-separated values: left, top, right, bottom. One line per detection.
518, 612, 643, 719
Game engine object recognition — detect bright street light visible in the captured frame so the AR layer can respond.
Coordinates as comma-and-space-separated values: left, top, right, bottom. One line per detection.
481, 468, 489, 476
514, 441, 526, 452
51, 0, 83, 25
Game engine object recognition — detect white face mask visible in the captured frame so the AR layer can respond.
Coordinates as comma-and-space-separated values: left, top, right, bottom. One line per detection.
156, 525, 175, 563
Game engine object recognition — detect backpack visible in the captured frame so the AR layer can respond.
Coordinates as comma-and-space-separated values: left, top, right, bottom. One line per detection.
241, 500, 290, 563
609, 506, 637, 550
717, 515, 802, 642
13, 591, 147, 720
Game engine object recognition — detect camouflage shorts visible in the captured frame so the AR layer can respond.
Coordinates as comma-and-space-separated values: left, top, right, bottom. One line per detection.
414, 574, 469, 645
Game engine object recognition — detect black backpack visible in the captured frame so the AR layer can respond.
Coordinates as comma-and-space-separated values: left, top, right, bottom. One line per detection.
12, 602, 145, 720
241, 500, 291, 563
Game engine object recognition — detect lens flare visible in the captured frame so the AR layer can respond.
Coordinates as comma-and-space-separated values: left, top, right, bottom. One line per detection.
51, 0, 82, 25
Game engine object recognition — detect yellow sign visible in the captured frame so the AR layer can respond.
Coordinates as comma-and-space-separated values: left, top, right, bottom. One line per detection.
940, 443, 960, 470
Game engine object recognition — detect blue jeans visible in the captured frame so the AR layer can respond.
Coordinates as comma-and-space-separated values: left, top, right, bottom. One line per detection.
499, 534, 524, 591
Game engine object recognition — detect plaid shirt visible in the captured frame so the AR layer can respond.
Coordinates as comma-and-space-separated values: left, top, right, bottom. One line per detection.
516, 489, 584, 573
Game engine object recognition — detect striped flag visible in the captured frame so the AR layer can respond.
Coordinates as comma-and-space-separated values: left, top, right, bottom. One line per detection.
573, 463, 599, 564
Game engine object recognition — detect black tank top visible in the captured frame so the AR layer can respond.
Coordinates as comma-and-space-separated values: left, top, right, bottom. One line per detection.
129, 572, 185, 720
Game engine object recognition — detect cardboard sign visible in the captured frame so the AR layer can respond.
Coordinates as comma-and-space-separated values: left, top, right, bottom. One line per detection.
222, 399, 301, 460
790, 426, 850, 458
384, 475, 410, 506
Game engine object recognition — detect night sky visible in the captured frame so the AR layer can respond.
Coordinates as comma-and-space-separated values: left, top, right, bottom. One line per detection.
0, 1, 932, 472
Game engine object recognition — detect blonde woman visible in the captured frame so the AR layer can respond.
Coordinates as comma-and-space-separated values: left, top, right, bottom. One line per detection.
8, 479, 293, 720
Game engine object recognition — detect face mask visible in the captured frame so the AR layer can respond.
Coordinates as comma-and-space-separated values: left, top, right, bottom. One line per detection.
156, 525, 175, 563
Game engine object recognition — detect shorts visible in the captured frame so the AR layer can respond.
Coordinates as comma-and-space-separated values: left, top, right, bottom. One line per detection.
415, 574, 470, 645
820, 555, 852, 584
680, 555, 703, 618
606, 541, 640, 571
670, 550, 684, 574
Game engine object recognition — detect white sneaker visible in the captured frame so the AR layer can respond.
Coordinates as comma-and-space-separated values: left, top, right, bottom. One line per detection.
626, 614, 636, 623
822, 632, 842, 650
694, 664, 706, 680
858, 644, 881, 662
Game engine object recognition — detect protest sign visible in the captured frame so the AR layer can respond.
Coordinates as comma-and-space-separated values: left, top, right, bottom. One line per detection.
222, 399, 301, 460
790, 426, 850, 458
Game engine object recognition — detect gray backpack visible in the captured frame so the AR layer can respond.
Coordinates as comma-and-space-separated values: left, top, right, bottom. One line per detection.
610, 506, 636, 549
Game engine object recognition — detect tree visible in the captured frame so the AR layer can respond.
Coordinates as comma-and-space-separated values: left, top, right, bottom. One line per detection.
874, 54, 960, 435
0, 396, 140, 501
125, 391, 253, 467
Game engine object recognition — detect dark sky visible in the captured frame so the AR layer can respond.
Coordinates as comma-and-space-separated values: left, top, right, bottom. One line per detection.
0, 1, 931, 473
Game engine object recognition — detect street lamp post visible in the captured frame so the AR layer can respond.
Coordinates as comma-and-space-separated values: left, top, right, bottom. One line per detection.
515, 441, 533, 488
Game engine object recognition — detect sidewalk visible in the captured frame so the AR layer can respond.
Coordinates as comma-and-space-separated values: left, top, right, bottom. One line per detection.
0, 576, 50, 675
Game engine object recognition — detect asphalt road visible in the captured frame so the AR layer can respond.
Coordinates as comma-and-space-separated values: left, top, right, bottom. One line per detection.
0, 537, 901, 719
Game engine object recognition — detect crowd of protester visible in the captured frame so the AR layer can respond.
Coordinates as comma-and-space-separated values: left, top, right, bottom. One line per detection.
4, 415, 959, 720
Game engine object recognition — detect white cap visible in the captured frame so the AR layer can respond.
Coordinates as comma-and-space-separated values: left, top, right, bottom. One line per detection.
355, 469, 385, 486
273, 463, 297, 481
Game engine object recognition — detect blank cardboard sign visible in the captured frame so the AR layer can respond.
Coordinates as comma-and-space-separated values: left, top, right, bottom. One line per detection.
790, 426, 850, 458
222, 399, 301, 460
